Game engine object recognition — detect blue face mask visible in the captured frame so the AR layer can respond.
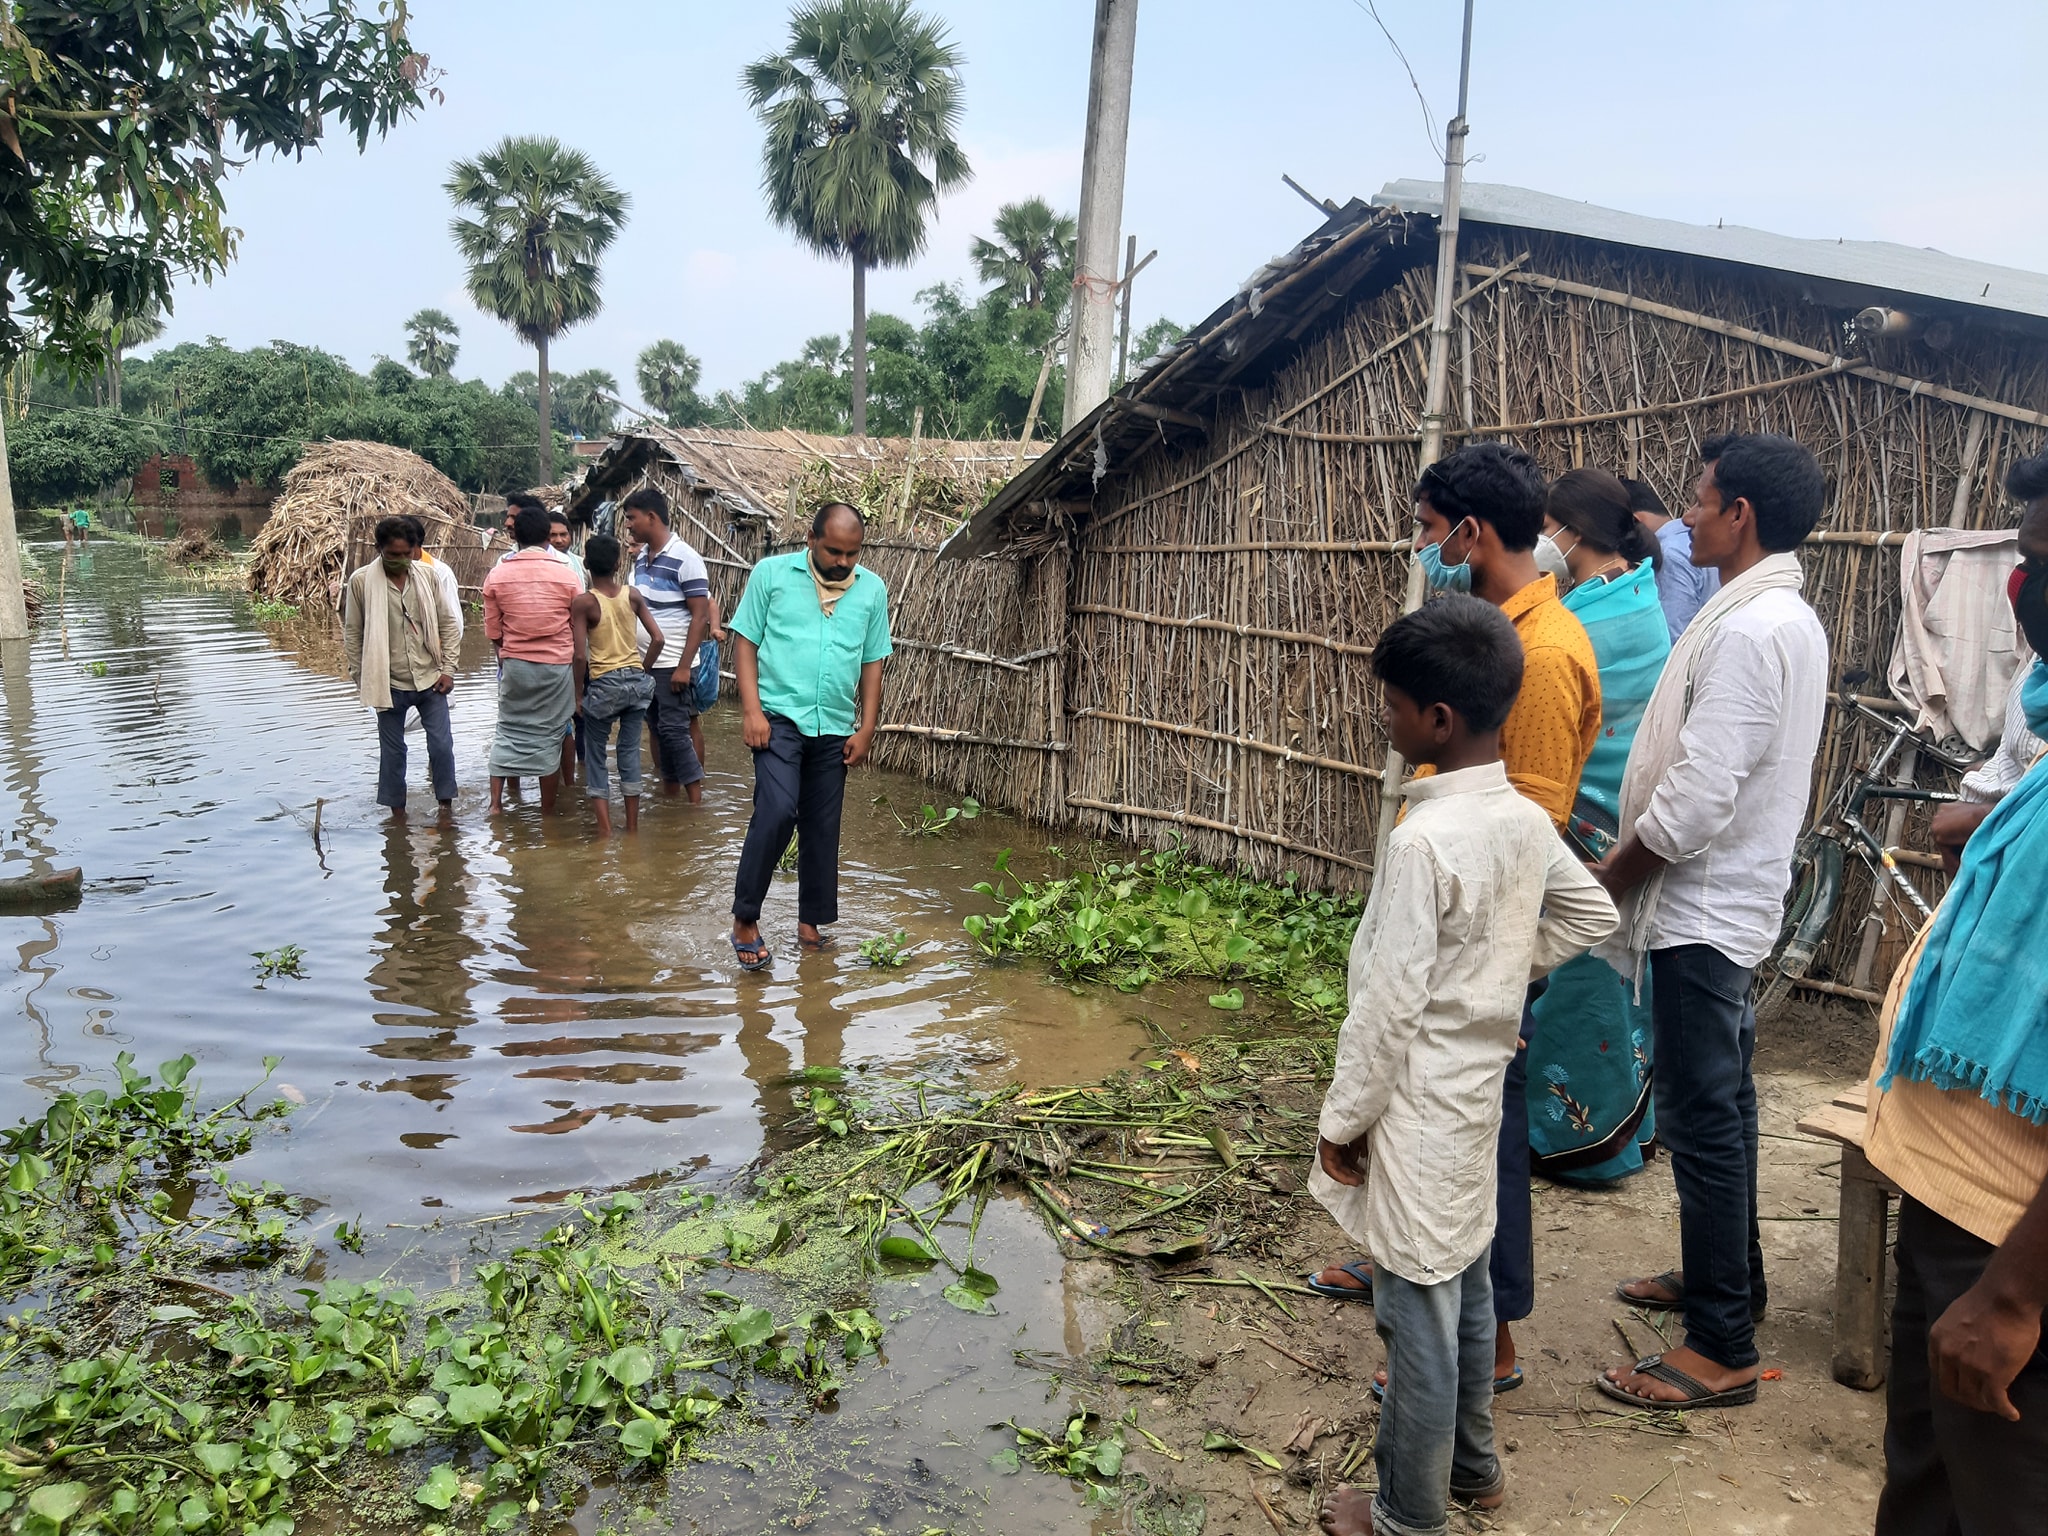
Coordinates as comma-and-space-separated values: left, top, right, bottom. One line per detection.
1416, 519, 1475, 593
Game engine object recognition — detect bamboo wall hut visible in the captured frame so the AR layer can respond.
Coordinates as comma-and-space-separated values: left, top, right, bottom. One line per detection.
940, 182, 2048, 1005
561, 425, 1062, 804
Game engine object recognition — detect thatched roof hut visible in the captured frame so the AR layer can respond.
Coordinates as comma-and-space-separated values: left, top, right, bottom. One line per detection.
935, 180, 2048, 1002
247, 441, 508, 611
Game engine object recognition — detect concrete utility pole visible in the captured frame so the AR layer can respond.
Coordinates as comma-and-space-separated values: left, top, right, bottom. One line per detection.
1371, 0, 1476, 876
0, 416, 28, 642
1062, 0, 1139, 435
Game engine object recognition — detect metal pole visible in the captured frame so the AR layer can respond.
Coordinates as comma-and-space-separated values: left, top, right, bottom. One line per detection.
1115, 233, 1138, 387
1062, 0, 1139, 433
1371, 0, 1474, 877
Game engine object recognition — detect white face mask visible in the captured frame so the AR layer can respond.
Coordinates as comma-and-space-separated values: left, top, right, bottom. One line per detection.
1534, 532, 1573, 584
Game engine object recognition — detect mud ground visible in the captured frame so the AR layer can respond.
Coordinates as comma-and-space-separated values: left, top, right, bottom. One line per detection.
1054, 1035, 1887, 1536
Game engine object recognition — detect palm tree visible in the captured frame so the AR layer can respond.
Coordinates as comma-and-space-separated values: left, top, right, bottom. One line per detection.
743, 0, 969, 438
635, 339, 703, 424
555, 368, 621, 437
446, 136, 629, 481
89, 298, 162, 409
971, 198, 1076, 311
403, 308, 461, 378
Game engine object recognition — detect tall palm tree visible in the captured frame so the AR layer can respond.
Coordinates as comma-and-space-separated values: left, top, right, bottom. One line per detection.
88, 298, 162, 409
971, 197, 1076, 311
555, 368, 621, 437
446, 136, 629, 481
635, 339, 703, 423
403, 308, 461, 378
743, 0, 969, 438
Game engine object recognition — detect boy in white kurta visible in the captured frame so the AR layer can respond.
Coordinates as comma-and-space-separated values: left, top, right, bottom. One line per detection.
1313, 596, 1617, 1536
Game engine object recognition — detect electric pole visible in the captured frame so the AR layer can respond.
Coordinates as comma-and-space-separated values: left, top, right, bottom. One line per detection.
1372, 0, 1476, 876
1062, 0, 1139, 434
0, 415, 27, 642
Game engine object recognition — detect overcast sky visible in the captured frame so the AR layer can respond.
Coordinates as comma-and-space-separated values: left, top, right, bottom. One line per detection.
152, 0, 2048, 410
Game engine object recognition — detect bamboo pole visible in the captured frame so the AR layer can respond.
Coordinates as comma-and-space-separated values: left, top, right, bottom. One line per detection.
1074, 707, 1378, 777
1070, 602, 1376, 657
1065, 795, 1371, 872
877, 724, 1066, 752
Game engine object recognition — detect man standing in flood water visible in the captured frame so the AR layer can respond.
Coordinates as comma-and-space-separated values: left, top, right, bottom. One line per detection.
726, 502, 891, 971
482, 503, 583, 817
343, 516, 460, 822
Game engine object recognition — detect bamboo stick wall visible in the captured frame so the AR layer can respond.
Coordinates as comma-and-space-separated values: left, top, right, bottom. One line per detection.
621, 229, 2046, 998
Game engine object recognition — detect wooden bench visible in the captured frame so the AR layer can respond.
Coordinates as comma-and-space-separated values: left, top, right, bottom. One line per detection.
1796, 1081, 1901, 1390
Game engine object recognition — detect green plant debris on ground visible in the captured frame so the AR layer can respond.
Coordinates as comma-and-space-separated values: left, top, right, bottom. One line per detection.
894, 798, 978, 837
245, 598, 300, 622
0, 852, 1351, 1535
963, 845, 1359, 1020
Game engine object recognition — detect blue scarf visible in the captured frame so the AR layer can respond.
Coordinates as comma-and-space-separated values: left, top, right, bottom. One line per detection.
1880, 660, 2048, 1122
1563, 564, 1671, 818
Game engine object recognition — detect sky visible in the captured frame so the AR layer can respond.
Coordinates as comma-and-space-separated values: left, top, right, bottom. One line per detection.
152, 0, 2048, 412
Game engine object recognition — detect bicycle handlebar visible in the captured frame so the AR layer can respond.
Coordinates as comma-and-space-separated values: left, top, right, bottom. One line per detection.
1844, 698, 1986, 774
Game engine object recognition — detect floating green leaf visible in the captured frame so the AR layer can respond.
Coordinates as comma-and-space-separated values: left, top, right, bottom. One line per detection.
443, 1382, 503, 1426
414, 1464, 460, 1511
1206, 987, 1245, 1011
876, 1235, 938, 1265
28, 1483, 88, 1524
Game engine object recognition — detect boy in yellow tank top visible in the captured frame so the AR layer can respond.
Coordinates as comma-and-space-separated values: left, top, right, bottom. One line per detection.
571, 535, 663, 834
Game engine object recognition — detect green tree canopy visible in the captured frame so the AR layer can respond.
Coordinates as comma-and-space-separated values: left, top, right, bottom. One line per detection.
970, 198, 1075, 311
635, 339, 709, 426
446, 136, 628, 481
403, 309, 461, 377
5, 403, 157, 506
0, 0, 432, 370
743, 0, 969, 438
554, 367, 620, 437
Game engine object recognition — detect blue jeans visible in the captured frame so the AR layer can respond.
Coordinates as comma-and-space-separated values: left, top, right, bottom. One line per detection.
376, 687, 455, 809
1649, 943, 1765, 1370
731, 715, 847, 927
1373, 1253, 1503, 1536
581, 668, 653, 799
646, 675, 704, 788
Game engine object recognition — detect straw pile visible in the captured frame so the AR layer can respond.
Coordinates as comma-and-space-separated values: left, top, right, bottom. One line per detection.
246, 441, 477, 611
164, 526, 230, 566
20, 577, 41, 626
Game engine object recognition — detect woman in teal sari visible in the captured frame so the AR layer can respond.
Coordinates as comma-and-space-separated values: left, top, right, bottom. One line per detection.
1528, 469, 1671, 1184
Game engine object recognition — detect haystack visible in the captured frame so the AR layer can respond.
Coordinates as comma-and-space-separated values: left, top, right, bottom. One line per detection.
20, 577, 42, 626
247, 441, 505, 611
165, 525, 230, 566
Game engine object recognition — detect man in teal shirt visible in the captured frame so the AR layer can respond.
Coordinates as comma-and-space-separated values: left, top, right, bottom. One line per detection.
728, 501, 892, 969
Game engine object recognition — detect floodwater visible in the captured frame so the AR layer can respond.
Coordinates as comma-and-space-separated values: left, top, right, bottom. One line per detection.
0, 544, 1199, 1534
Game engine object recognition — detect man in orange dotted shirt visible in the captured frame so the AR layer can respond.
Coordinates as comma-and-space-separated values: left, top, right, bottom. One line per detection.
1309, 441, 1600, 1395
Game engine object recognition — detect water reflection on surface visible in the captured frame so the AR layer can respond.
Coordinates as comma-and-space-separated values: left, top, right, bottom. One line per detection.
0, 545, 1160, 1228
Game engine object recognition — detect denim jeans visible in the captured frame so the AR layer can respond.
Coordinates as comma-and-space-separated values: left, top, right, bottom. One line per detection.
376, 687, 455, 809
1648, 943, 1765, 1369
1373, 1252, 1503, 1536
581, 668, 653, 799
1489, 994, 1538, 1322
1877, 1196, 2048, 1536
646, 676, 704, 788
731, 715, 847, 927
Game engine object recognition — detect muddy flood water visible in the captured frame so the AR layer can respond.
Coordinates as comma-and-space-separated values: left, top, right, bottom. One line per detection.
1, 543, 1219, 1534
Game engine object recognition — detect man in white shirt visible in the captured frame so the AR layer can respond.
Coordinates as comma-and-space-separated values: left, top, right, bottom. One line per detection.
1594, 433, 1829, 1410
1313, 596, 1616, 1536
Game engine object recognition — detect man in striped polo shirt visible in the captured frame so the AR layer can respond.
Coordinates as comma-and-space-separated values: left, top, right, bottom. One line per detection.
624, 486, 712, 803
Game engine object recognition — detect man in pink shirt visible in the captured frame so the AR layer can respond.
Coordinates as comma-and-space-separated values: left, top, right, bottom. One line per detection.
482, 504, 583, 816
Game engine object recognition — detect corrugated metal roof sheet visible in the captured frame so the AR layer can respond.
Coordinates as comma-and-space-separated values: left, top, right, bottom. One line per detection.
1374, 178, 2048, 322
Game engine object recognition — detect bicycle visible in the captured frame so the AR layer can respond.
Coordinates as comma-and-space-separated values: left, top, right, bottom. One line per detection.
1757, 692, 1983, 1022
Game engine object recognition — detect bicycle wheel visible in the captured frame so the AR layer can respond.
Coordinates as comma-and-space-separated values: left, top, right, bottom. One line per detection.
1758, 843, 1831, 1023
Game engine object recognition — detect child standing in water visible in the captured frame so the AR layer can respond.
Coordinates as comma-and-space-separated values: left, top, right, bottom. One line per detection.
1312, 596, 1616, 1536
571, 535, 662, 835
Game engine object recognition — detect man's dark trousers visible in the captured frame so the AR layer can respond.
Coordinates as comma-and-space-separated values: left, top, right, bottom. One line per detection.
1649, 943, 1765, 1369
1876, 1195, 2048, 1536
376, 688, 456, 809
732, 714, 847, 928
646, 679, 704, 789
1489, 993, 1539, 1324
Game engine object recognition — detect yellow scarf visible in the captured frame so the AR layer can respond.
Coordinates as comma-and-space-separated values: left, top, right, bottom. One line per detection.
810, 554, 857, 616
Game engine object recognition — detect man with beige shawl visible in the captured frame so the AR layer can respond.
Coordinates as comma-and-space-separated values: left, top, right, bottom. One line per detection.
343, 516, 461, 821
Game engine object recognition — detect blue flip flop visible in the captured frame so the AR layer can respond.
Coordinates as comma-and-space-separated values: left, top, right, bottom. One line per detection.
1301, 1262, 1376, 1304
730, 934, 771, 972
1370, 1365, 1523, 1402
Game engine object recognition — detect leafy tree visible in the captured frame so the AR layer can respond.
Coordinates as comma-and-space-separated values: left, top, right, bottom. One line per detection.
1131, 316, 1186, 373
0, 2, 432, 370
5, 405, 157, 507
743, 0, 969, 438
554, 368, 621, 437
636, 339, 710, 426
446, 136, 629, 482
970, 198, 1076, 312
403, 309, 461, 378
